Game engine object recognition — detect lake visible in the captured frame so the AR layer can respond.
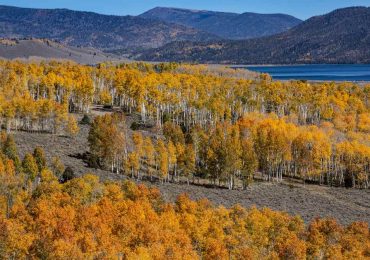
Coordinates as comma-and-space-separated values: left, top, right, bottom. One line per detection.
241, 64, 370, 81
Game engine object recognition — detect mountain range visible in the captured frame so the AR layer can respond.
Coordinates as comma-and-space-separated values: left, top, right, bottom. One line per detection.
0, 5, 304, 51
0, 5, 217, 51
0, 5, 369, 64
138, 7, 370, 64
139, 7, 302, 39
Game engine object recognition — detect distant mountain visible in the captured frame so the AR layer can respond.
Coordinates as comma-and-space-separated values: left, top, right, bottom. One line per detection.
137, 7, 370, 64
0, 39, 123, 64
139, 7, 302, 39
0, 5, 218, 51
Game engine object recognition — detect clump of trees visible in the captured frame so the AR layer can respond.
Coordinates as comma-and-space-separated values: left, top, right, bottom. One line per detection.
88, 113, 126, 173
88, 115, 197, 185
88, 113, 369, 189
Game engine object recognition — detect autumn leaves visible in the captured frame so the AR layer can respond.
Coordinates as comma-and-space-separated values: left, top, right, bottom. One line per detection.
1, 173, 369, 259
88, 114, 197, 185
0, 60, 369, 259
0, 60, 369, 189
88, 111, 369, 189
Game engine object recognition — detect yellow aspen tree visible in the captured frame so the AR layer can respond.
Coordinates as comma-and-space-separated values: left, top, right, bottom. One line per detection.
182, 144, 196, 185
132, 132, 143, 179
167, 140, 177, 182
174, 142, 185, 182
241, 138, 258, 189
156, 140, 168, 184
143, 137, 155, 181
22, 153, 38, 182
33, 147, 46, 173
66, 115, 80, 137
51, 157, 65, 179
127, 152, 140, 179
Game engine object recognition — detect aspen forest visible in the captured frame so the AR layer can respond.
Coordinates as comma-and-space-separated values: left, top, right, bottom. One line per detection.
1, 61, 368, 189
0, 60, 369, 259
0, 131, 369, 259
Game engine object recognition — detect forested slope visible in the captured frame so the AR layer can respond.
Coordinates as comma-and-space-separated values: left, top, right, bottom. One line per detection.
0, 5, 218, 50
0, 60, 369, 258
138, 7, 370, 64
0, 135, 369, 258
0, 61, 369, 190
139, 7, 302, 39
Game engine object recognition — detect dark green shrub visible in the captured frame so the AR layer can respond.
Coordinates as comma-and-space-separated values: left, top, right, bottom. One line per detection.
87, 154, 100, 169
80, 114, 92, 125
61, 167, 75, 183
130, 122, 140, 130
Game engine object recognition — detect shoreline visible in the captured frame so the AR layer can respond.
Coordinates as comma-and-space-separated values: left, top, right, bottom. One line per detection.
230, 63, 370, 67
230, 64, 370, 83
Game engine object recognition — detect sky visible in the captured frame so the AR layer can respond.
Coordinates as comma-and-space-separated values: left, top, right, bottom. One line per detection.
1, 0, 370, 19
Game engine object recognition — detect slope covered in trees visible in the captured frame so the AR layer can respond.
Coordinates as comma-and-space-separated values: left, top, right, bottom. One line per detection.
0, 60, 369, 258
0, 60, 369, 190
137, 7, 370, 64
0, 5, 218, 51
0, 135, 369, 259
139, 7, 302, 39
89, 112, 370, 189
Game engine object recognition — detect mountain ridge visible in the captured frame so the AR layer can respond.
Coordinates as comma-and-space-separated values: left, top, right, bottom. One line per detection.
0, 5, 219, 51
137, 7, 370, 64
139, 7, 302, 39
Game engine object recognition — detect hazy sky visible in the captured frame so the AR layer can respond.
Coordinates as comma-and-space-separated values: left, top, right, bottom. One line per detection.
2, 0, 370, 19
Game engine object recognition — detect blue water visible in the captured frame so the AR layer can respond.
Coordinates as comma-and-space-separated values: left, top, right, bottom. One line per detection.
242, 64, 370, 81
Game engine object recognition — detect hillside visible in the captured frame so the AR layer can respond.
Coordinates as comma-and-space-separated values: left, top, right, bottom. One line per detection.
0, 60, 369, 258
0, 39, 122, 64
0, 5, 218, 51
14, 113, 370, 226
137, 7, 370, 64
140, 7, 302, 39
